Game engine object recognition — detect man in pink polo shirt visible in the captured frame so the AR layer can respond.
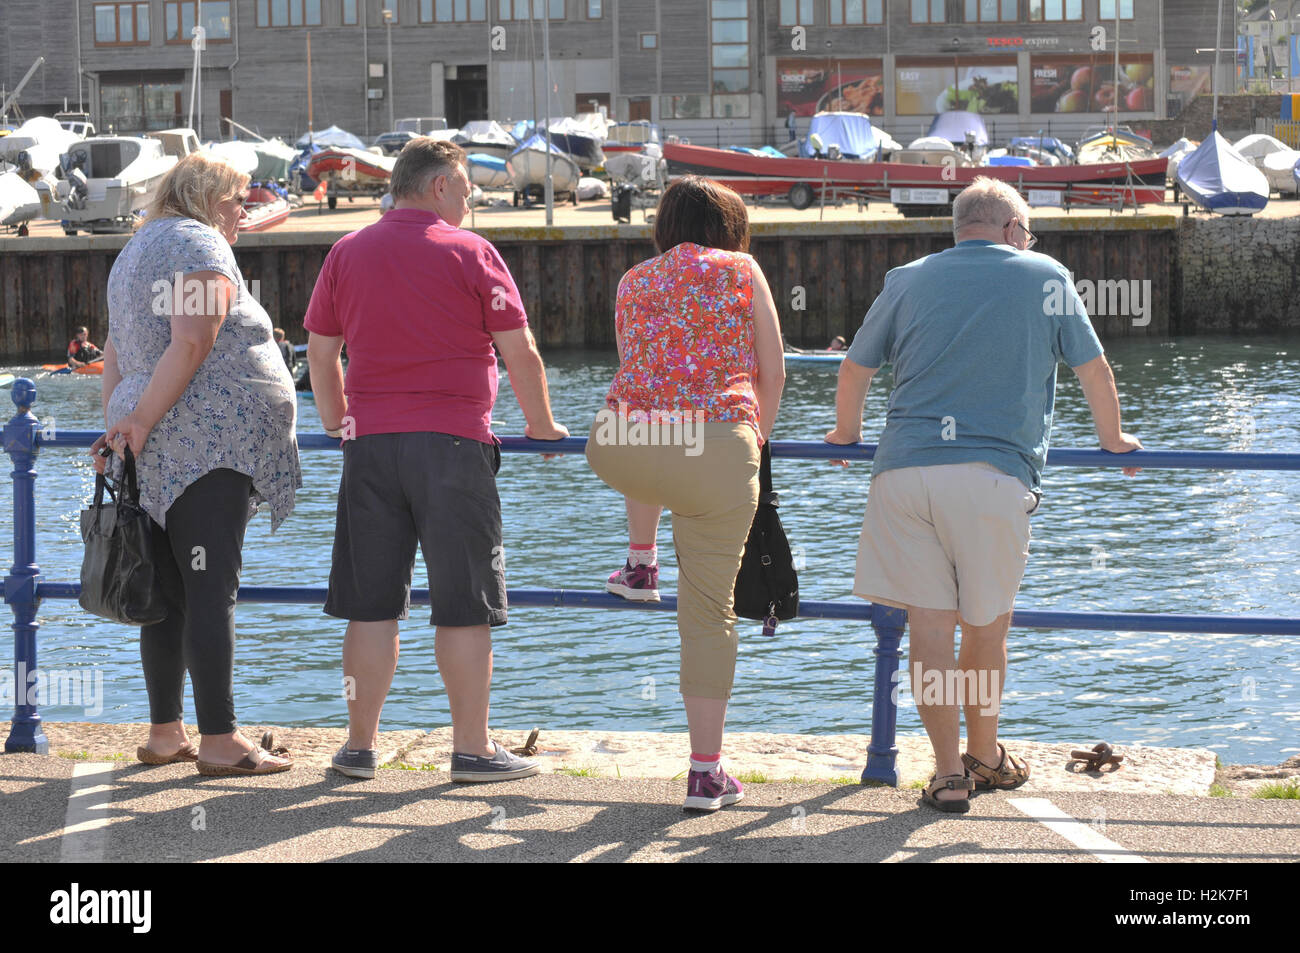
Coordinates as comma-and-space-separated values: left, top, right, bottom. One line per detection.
305, 138, 568, 783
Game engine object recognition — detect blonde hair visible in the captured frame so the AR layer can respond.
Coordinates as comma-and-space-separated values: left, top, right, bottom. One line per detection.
146, 152, 250, 228
952, 176, 1031, 241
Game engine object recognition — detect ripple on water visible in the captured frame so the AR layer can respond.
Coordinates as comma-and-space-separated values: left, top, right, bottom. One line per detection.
2, 334, 1298, 762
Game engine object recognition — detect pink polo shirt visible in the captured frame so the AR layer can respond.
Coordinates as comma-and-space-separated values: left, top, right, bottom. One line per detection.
303, 208, 528, 443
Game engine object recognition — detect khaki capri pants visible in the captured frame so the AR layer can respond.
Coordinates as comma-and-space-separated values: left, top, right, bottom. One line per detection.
586, 418, 760, 700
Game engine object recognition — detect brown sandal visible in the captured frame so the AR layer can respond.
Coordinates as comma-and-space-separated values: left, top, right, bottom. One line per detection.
196, 734, 293, 777
136, 743, 199, 765
921, 773, 975, 813
962, 743, 1030, 791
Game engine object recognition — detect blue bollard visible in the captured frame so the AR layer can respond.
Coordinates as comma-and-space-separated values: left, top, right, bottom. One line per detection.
862, 602, 906, 785
4, 379, 48, 754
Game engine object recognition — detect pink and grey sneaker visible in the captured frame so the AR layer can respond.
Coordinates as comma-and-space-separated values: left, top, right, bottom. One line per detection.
606, 560, 660, 602
683, 767, 745, 812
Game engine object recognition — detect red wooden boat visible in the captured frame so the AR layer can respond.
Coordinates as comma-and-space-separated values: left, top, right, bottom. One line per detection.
664, 142, 1167, 211
238, 185, 291, 232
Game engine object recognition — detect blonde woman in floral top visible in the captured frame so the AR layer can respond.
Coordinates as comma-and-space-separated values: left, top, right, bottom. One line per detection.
586, 176, 786, 811
92, 153, 301, 776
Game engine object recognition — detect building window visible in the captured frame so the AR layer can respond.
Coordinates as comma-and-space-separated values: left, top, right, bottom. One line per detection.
422, 0, 487, 20
1028, 0, 1083, 21
710, 0, 748, 117
586, 0, 602, 17
639, 32, 658, 49
911, 0, 945, 23
94, 3, 150, 45
343, 0, 358, 24
166, 2, 232, 42
1098, 0, 1134, 18
662, 94, 711, 119
257, 0, 324, 26
965, 0, 1016, 22
498, 0, 563, 18
830, 0, 884, 25
778, 0, 813, 26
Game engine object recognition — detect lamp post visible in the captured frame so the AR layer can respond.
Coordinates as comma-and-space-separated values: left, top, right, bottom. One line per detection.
383, 7, 394, 132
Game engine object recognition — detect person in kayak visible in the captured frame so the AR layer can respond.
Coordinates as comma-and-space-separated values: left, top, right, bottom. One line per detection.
67, 326, 104, 368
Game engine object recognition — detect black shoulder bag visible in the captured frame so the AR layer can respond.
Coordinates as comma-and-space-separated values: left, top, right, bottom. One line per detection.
733, 441, 799, 636
79, 447, 170, 626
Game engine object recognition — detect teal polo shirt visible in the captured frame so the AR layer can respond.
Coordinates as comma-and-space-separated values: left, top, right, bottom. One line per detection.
845, 239, 1104, 491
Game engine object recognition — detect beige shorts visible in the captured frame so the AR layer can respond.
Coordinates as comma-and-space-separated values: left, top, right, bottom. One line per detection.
853, 462, 1039, 627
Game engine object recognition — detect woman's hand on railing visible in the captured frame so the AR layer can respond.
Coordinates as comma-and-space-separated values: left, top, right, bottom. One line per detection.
824, 428, 860, 468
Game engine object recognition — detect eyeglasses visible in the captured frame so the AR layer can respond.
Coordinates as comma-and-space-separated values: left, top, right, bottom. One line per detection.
1004, 219, 1037, 250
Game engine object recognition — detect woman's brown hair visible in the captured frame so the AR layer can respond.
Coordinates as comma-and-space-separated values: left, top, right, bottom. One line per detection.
653, 175, 750, 254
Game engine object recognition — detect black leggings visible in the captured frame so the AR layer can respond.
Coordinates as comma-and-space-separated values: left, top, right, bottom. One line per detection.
140, 469, 253, 735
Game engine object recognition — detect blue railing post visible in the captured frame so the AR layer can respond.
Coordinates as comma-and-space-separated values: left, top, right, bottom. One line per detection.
4, 379, 48, 754
862, 603, 906, 785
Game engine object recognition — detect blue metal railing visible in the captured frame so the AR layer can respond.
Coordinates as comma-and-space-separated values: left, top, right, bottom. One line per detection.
6, 377, 1300, 784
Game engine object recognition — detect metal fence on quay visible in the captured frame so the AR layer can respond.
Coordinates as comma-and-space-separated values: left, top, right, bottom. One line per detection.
5, 377, 1300, 783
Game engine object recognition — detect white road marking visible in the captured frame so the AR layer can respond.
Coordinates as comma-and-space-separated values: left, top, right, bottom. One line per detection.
1009, 797, 1147, 864
60, 763, 115, 863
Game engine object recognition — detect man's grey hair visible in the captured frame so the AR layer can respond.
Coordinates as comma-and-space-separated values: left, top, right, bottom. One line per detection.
952, 177, 1031, 241
389, 137, 466, 200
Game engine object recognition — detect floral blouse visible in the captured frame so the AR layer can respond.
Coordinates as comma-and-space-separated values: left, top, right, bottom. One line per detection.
105, 216, 302, 530
605, 242, 759, 433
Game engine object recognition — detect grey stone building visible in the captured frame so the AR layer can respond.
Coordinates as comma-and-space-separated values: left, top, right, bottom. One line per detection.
0, 1, 1262, 146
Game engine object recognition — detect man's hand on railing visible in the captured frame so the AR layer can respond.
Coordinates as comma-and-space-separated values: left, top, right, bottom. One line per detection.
1101, 431, 1144, 477
524, 421, 570, 461
823, 428, 860, 468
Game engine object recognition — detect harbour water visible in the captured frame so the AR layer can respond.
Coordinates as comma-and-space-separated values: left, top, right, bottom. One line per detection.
2, 336, 1297, 765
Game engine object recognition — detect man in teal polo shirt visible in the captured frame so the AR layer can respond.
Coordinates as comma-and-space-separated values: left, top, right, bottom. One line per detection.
826, 177, 1142, 813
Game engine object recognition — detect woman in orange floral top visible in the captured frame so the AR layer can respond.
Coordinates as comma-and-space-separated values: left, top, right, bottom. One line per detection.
586, 176, 785, 812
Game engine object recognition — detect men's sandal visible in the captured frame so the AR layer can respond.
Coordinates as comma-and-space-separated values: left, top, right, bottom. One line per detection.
136, 743, 198, 765
962, 743, 1030, 791
921, 773, 975, 813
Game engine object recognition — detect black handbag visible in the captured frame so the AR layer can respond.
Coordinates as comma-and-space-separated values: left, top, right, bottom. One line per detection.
79, 447, 170, 626
733, 441, 799, 636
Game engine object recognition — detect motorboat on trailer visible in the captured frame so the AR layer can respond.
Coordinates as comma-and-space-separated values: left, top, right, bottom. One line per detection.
511, 117, 606, 171
1175, 130, 1269, 215
604, 149, 666, 190
250, 137, 299, 182
54, 135, 178, 234
304, 147, 396, 207
452, 121, 518, 161
891, 111, 990, 168
0, 116, 81, 180
467, 152, 511, 189
506, 134, 581, 205
0, 167, 43, 229
238, 183, 291, 231
1076, 125, 1156, 164
663, 139, 1167, 212
1232, 133, 1300, 195
604, 121, 661, 156
799, 111, 889, 161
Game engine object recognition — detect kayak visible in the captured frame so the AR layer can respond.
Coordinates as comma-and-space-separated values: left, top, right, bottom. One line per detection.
0, 373, 14, 387
41, 359, 104, 375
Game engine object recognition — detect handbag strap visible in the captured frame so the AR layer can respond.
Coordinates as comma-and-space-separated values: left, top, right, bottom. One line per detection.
759, 440, 774, 495
120, 445, 141, 504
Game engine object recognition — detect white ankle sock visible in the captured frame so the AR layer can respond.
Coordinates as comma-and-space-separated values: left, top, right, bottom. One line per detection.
628, 547, 657, 567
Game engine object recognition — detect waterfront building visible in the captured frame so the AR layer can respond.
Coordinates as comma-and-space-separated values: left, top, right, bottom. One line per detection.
0, 2, 1275, 145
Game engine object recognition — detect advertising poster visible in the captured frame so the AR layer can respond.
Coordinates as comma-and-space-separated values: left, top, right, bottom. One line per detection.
776, 58, 885, 117
1167, 64, 1212, 114
895, 59, 1017, 115
1028, 54, 1155, 114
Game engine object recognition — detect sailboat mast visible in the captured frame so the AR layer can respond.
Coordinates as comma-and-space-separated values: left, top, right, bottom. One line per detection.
308, 32, 314, 144
543, 5, 553, 225
1212, 0, 1222, 130
1112, 3, 1119, 134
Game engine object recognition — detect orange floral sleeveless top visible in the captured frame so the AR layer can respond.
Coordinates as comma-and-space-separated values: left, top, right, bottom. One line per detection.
605, 242, 759, 434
